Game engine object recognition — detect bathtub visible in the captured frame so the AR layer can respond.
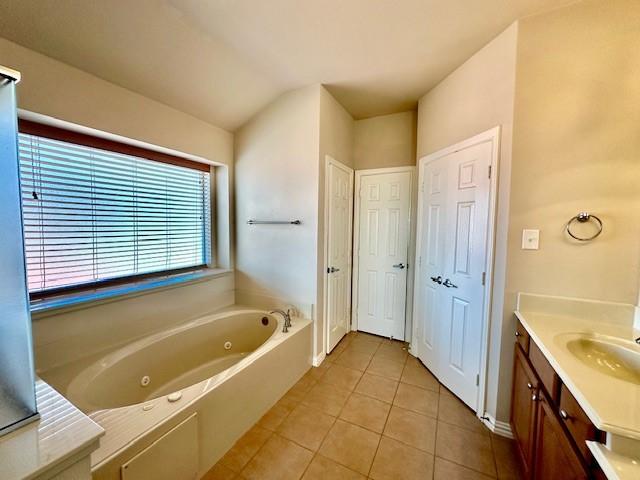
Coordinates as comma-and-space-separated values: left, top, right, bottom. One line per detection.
39, 307, 312, 479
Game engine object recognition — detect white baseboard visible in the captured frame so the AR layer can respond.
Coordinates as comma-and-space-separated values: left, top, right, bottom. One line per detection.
481, 413, 513, 438
312, 351, 326, 367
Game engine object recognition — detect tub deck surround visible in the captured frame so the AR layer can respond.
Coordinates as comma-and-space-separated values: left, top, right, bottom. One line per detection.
515, 293, 640, 479
37, 307, 312, 478
0, 380, 103, 480
203, 331, 523, 479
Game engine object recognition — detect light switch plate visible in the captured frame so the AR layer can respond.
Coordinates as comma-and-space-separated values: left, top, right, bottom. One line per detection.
522, 229, 540, 250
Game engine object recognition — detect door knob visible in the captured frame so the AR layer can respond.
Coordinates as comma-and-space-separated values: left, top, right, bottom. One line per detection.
430, 276, 443, 284
327, 267, 340, 273
393, 263, 406, 269
443, 278, 458, 288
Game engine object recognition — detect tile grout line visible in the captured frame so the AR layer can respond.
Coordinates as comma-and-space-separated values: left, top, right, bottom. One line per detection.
229, 335, 426, 479
366, 356, 403, 478
236, 371, 319, 478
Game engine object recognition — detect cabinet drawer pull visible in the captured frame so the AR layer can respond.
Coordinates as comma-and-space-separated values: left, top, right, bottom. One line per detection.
560, 409, 570, 420
527, 382, 533, 390
515, 331, 520, 337
532, 393, 538, 401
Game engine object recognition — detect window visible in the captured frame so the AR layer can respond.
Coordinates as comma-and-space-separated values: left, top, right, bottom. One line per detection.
18, 121, 211, 297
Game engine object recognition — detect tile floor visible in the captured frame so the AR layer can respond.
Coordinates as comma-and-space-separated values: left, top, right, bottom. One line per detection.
203, 331, 522, 480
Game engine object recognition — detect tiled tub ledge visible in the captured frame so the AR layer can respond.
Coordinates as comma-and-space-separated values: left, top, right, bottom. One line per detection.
0, 380, 104, 480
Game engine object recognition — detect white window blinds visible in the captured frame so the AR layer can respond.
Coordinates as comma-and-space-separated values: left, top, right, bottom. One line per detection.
18, 132, 211, 294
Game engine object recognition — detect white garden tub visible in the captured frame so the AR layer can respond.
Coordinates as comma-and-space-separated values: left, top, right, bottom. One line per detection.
39, 307, 312, 479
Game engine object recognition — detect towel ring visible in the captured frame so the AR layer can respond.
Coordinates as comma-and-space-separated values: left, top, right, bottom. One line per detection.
565, 212, 603, 241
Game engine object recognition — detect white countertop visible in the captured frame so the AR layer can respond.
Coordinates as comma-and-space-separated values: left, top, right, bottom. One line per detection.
0, 380, 103, 480
515, 310, 640, 438
515, 293, 640, 480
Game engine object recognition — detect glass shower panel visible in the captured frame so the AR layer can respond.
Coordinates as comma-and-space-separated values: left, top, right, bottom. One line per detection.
0, 68, 38, 436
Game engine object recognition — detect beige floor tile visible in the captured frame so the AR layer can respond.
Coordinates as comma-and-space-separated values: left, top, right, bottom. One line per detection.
374, 342, 409, 363
278, 404, 336, 451
400, 362, 440, 392
241, 434, 313, 480
355, 373, 399, 404
370, 436, 435, 480
491, 433, 522, 479
301, 455, 366, 480
352, 332, 384, 343
339, 392, 391, 433
335, 349, 374, 371
366, 356, 405, 380
348, 340, 380, 355
219, 425, 272, 472
302, 382, 351, 416
257, 401, 293, 431
393, 383, 439, 418
440, 385, 456, 397
202, 462, 237, 480
438, 393, 489, 435
304, 366, 328, 382
331, 343, 349, 357
284, 376, 316, 403
321, 364, 363, 391
324, 352, 338, 363
434, 457, 496, 479
319, 419, 381, 475
383, 406, 437, 453
435, 422, 496, 477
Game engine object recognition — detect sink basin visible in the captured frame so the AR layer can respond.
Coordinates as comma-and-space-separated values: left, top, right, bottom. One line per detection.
560, 334, 640, 385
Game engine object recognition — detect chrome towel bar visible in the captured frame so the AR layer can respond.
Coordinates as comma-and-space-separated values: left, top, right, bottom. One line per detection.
247, 219, 301, 225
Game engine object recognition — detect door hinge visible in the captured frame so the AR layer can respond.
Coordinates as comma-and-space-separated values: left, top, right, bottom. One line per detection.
420, 182, 425, 193
488, 166, 492, 179
476, 374, 480, 386
481, 271, 486, 286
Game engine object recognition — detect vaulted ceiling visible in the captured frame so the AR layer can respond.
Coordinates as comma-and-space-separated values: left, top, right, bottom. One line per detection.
0, 0, 573, 130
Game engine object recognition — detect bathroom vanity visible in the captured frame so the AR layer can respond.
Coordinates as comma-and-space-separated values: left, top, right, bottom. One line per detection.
511, 294, 640, 480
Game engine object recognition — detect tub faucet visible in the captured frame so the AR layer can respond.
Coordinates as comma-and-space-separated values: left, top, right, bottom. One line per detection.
270, 309, 292, 333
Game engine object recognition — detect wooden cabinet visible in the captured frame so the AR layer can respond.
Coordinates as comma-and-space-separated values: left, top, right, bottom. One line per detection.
511, 346, 539, 478
510, 320, 604, 480
533, 390, 588, 480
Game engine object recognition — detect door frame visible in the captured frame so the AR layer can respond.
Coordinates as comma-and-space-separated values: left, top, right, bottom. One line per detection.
351, 166, 416, 339
322, 155, 354, 358
412, 126, 500, 419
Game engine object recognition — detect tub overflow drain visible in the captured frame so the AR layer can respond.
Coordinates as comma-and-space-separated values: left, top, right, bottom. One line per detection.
140, 375, 151, 387
224, 341, 232, 350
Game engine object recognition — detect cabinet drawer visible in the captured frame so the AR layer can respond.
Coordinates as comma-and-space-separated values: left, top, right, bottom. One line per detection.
515, 320, 530, 354
559, 384, 601, 462
529, 340, 560, 401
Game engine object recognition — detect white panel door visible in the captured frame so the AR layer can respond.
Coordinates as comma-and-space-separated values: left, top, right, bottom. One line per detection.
416, 140, 492, 410
356, 171, 412, 340
326, 159, 354, 353
415, 160, 448, 371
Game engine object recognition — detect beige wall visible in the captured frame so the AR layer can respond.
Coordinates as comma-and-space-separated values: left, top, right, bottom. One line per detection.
417, 22, 518, 423
501, 0, 640, 420
354, 111, 416, 170
317, 86, 355, 356
0, 37, 238, 369
0, 38, 233, 166
417, 0, 640, 425
234, 85, 321, 319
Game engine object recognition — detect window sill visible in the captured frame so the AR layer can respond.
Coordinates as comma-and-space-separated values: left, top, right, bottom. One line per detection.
30, 268, 233, 318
